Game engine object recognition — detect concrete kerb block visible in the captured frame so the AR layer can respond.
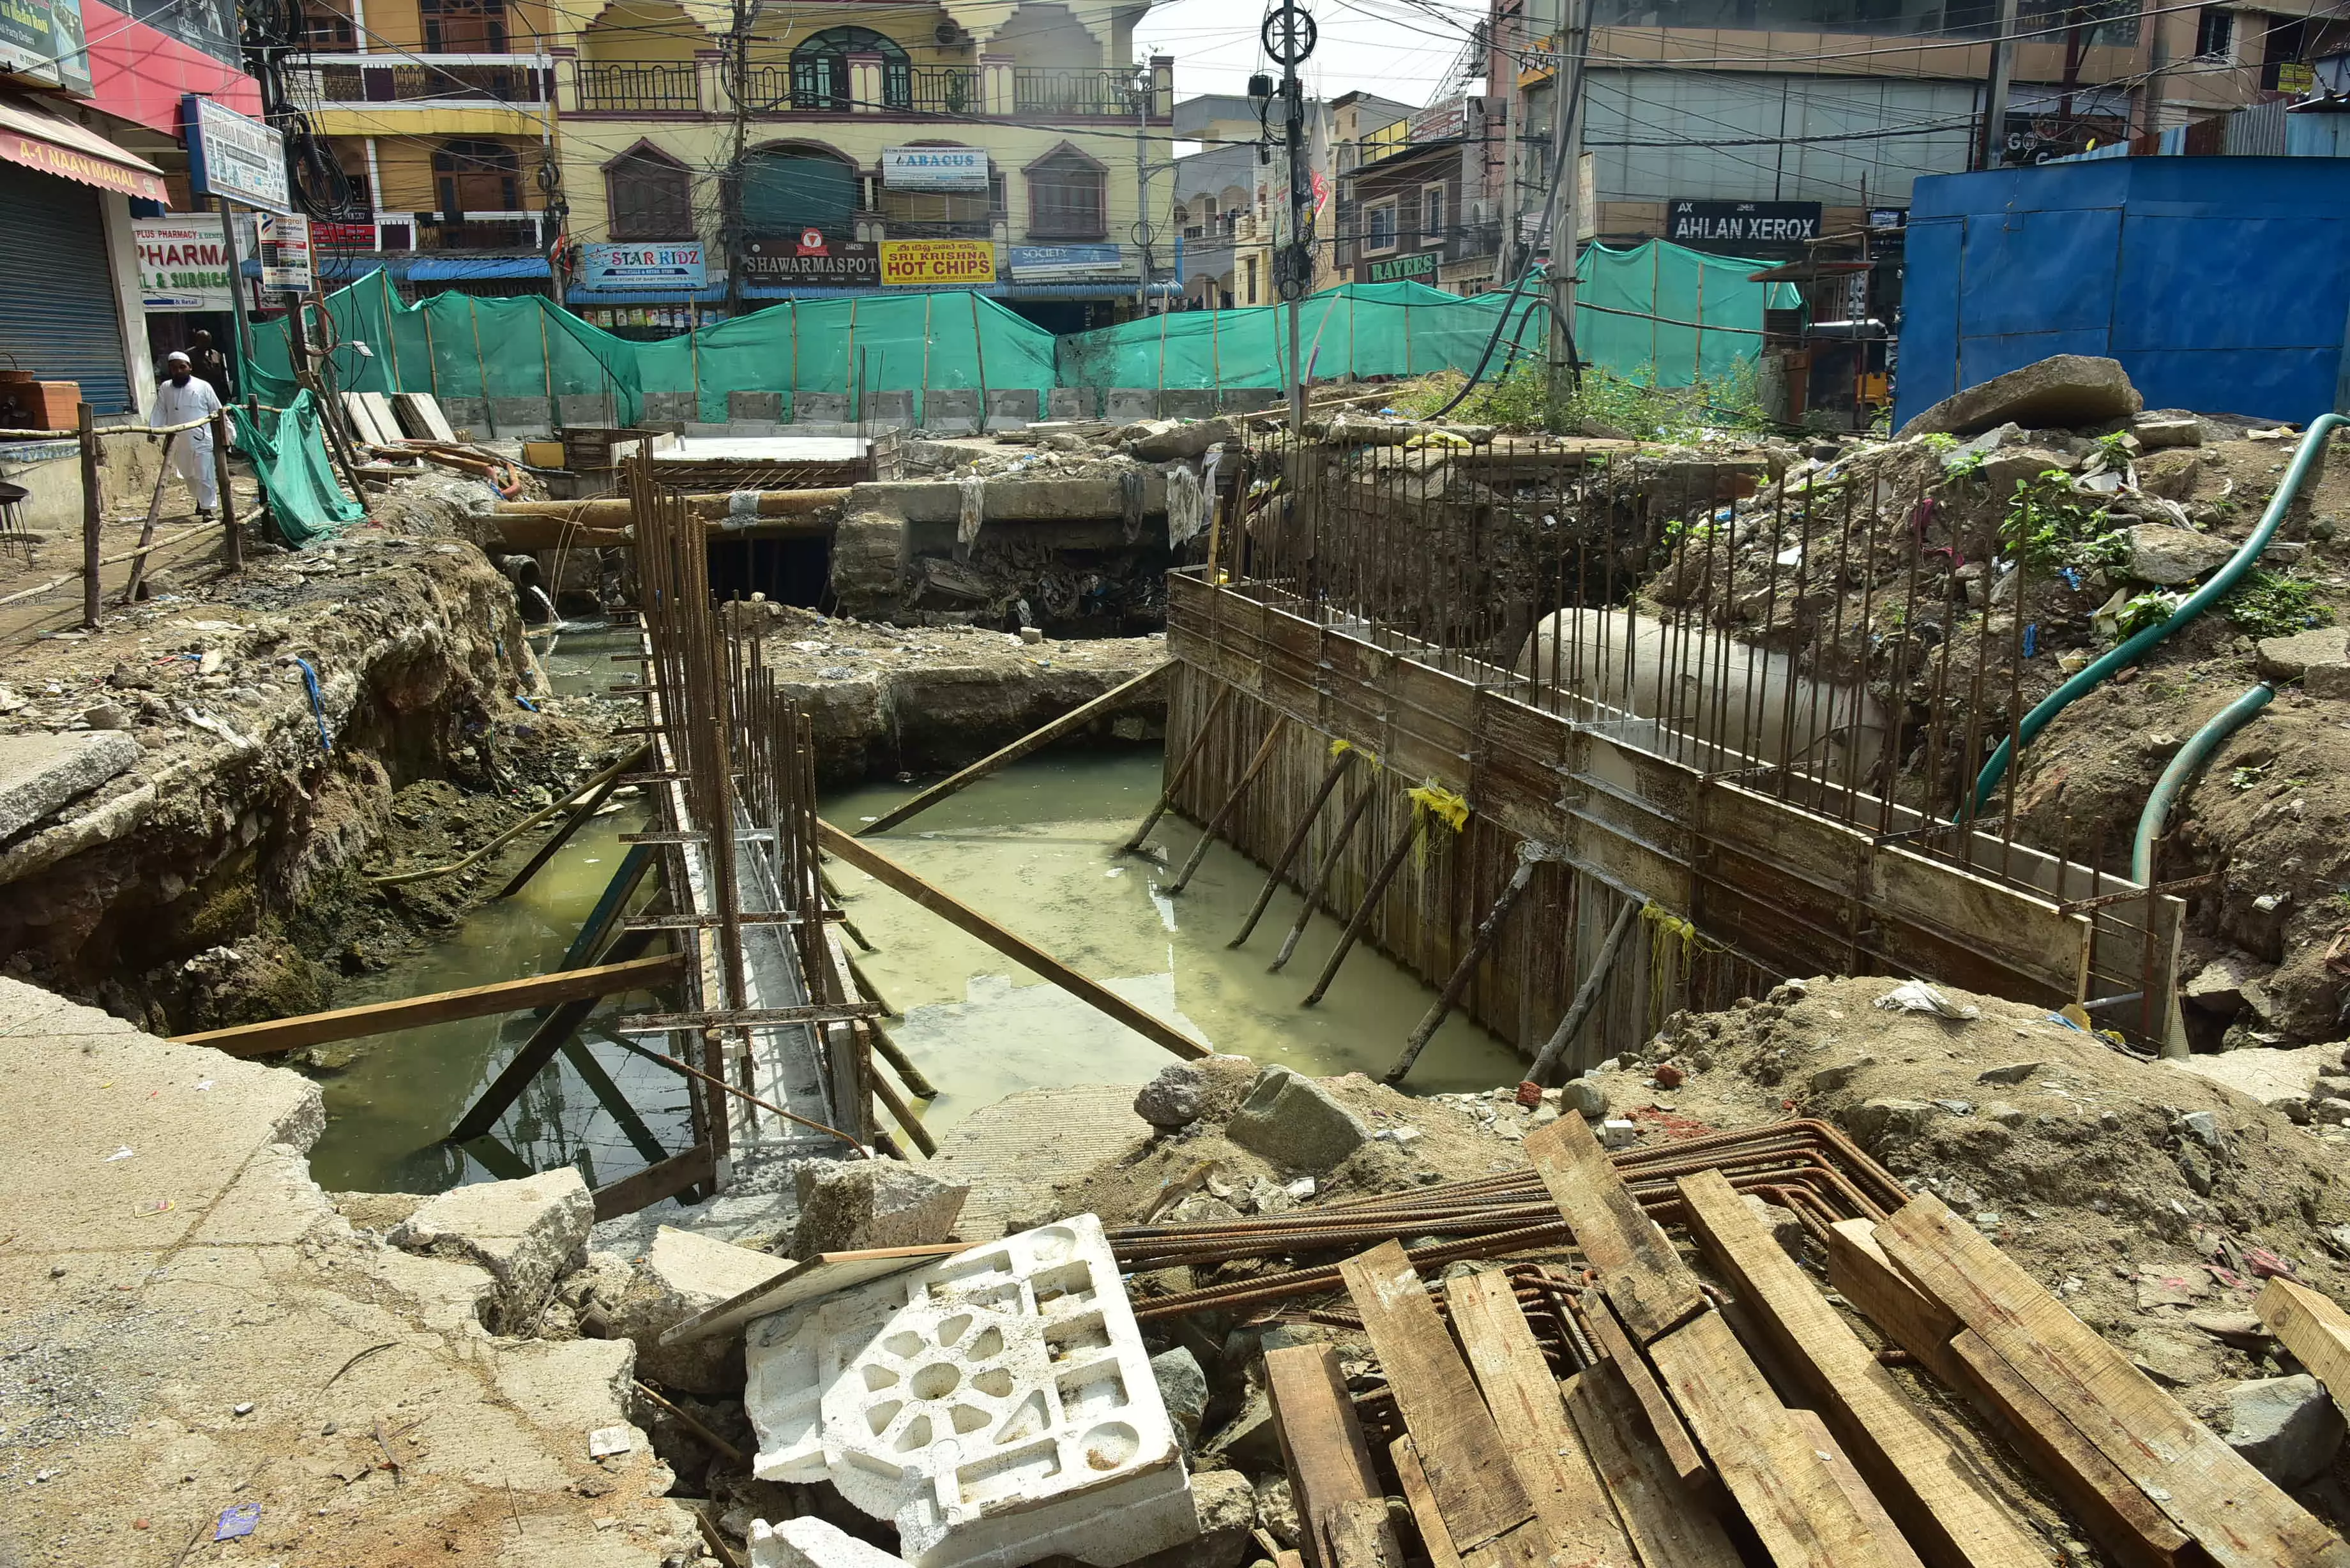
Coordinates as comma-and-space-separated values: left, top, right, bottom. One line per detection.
729, 390, 785, 422
983, 388, 1041, 431
557, 392, 617, 428
642, 391, 699, 423
0, 731, 140, 842
1217, 388, 1282, 414
1223, 1065, 1369, 1173
1157, 389, 1217, 421
752, 1516, 911, 1568
1106, 389, 1159, 422
745, 1214, 1195, 1568
489, 398, 552, 438
864, 390, 916, 428
389, 1168, 593, 1330
795, 393, 851, 424
923, 389, 982, 432
1046, 386, 1099, 421
729, 420, 784, 437
439, 395, 490, 435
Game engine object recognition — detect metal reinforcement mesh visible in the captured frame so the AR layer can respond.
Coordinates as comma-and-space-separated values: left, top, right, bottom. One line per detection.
245, 240, 1791, 419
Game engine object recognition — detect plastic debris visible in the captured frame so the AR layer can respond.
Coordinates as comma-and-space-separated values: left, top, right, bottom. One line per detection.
215, 1503, 261, 1541
1872, 980, 1981, 1020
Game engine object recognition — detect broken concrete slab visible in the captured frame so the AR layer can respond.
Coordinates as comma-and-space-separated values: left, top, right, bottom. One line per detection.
2125, 524, 2237, 585
2224, 1373, 2346, 1486
928, 1085, 1156, 1240
751, 1515, 912, 1568
2255, 626, 2350, 682
1125, 1469, 1257, 1568
1224, 1065, 1370, 1172
2183, 950, 2275, 1014
1126, 418, 1235, 463
747, 1214, 1195, 1568
2132, 409, 2203, 449
390, 1167, 593, 1330
791, 1157, 968, 1255
1151, 1345, 1209, 1445
607, 1225, 794, 1393
1897, 354, 2143, 438
0, 730, 140, 843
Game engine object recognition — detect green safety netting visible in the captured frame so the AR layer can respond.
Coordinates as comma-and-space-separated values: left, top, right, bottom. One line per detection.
245, 241, 1793, 423
230, 389, 367, 546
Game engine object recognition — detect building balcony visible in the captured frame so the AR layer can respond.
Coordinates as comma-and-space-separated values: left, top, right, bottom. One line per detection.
291, 54, 552, 136
577, 59, 700, 112
558, 53, 1174, 123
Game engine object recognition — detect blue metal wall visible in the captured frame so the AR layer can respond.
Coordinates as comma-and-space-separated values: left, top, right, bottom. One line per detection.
1893, 158, 2350, 428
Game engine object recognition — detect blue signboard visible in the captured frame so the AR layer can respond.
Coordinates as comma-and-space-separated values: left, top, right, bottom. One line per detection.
1008, 243, 1122, 278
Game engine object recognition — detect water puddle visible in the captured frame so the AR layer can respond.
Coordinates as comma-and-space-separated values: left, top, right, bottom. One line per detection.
307, 717, 1522, 1193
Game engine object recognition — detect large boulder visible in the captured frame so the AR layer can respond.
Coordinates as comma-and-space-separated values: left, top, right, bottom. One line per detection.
390, 1169, 593, 1331
2125, 524, 2236, 586
1224, 1066, 1370, 1172
1898, 354, 2143, 438
606, 1225, 793, 1393
2223, 1373, 2346, 1486
791, 1157, 968, 1256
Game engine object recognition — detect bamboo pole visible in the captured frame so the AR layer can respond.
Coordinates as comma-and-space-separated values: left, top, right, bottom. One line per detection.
119, 432, 176, 603
1270, 778, 1377, 972
864, 1014, 936, 1098
1167, 717, 1285, 895
1123, 681, 1234, 853
867, 1037, 937, 1157
1231, 746, 1355, 947
77, 402, 100, 629
1384, 858, 1536, 1084
469, 296, 495, 436
1301, 808, 1423, 1006
212, 410, 241, 572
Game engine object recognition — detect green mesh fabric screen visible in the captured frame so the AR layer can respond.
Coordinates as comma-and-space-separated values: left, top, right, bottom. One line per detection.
231, 389, 367, 546
1573, 240, 1798, 387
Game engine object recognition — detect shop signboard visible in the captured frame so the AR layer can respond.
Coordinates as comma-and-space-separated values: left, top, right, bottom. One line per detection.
184, 95, 289, 215
133, 212, 254, 310
0, 0, 91, 95
1666, 199, 1821, 245
1007, 243, 1121, 279
880, 146, 989, 193
1367, 250, 1437, 283
580, 240, 706, 290
258, 212, 312, 294
878, 238, 996, 287
741, 230, 880, 286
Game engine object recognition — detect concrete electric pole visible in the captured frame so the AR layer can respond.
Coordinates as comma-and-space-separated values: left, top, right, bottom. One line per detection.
1978, 0, 2020, 169
1258, 1, 1318, 432
1546, 0, 1587, 405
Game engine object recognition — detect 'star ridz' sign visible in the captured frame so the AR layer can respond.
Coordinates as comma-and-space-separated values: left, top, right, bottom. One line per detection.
1667, 199, 1821, 245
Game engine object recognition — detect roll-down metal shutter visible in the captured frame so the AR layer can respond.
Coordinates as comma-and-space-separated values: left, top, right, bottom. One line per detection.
0, 160, 133, 415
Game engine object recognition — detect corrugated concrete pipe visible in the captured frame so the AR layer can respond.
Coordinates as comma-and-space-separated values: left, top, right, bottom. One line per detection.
1515, 607, 1891, 778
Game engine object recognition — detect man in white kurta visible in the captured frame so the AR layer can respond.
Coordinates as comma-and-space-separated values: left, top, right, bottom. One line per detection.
148, 350, 224, 517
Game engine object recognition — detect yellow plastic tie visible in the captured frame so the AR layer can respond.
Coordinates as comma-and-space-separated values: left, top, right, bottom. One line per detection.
1406, 783, 1470, 833
1404, 429, 1472, 450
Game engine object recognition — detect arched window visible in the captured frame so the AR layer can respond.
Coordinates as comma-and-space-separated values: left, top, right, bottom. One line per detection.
790, 27, 909, 112
740, 143, 859, 236
433, 139, 520, 216
606, 144, 692, 239
1025, 144, 1105, 240
421, 0, 505, 51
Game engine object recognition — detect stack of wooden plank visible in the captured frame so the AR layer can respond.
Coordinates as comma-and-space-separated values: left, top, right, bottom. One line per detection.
1261, 1112, 2350, 1568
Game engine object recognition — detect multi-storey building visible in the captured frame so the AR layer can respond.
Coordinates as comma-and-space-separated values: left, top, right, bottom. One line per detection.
1332, 93, 1506, 294
552, 0, 1173, 334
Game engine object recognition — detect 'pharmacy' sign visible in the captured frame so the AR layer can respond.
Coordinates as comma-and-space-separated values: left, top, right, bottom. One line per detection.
135, 213, 252, 310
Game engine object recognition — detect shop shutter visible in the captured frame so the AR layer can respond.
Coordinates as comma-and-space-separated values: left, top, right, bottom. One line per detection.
0, 161, 133, 415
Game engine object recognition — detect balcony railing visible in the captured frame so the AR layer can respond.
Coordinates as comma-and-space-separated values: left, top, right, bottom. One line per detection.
1013, 66, 1139, 116
415, 216, 545, 251
292, 57, 550, 109
907, 64, 983, 114
578, 60, 699, 112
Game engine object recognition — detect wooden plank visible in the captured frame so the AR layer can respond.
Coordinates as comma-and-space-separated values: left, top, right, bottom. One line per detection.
1646, 1309, 1904, 1568
1390, 1436, 1463, 1568
1264, 1345, 1384, 1568
1523, 1110, 1706, 1344
2258, 1278, 2350, 1412
590, 1142, 714, 1221
1678, 1171, 2043, 1568
1948, 1331, 2195, 1568
1786, 1410, 1929, 1568
1823, 1219, 1966, 1383
1335, 1242, 1552, 1568
1561, 1362, 1741, 1568
1879, 1194, 2350, 1568
172, 953, 685, 1057
1322, 1497, 1404, 1568
857, 662, 1171, 836
820, 820, 1209, 1060
1443, 1271, 1632, 1567
1577, 1287, 1708, 1488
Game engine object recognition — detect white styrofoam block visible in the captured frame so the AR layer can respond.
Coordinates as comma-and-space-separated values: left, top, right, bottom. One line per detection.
750, 1516, 911, 1568
745, 1214, 1197, 1568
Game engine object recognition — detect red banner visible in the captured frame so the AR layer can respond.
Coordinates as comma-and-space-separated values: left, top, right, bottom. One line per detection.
0, 130, 169, 202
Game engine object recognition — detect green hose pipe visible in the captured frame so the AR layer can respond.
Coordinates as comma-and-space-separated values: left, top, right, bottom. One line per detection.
2132, 681, 2273, 886
1971, 411, 2346, 816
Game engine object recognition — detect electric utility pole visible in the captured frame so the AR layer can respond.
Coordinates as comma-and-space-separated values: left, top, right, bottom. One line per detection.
1260, 1, 1317, 432
722, 0, 754, 316
1546, 0, 1586, 403
1978, 0, 2020, 169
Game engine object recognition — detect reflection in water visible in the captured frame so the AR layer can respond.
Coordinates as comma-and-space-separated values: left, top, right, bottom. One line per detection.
308, 720, 1521, 1193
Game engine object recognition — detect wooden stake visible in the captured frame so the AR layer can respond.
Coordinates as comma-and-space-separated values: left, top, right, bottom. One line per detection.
1271, 777, 1377, 972
448, 932, 662, 1143
1123, 680, 1234, 853
1301, 806, 1421, 1006
1231, 744, 1354, 947
867, 1034, 937, 1157
864, 1014, 936, 1098
858, 662, 1171, 836
1386, 857, 1535, 1083
119, 431, 174, 604
1526, 894, 1643, 1085
1167, 717, 1285, 894
212, 411, 241, 571
821, 820, 1209, 1060
77, 402, 100, 629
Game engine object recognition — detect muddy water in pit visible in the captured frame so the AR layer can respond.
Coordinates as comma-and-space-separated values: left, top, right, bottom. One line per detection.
306, 625, 695, 1195
834, 751, 1523, 1140
309, 690, 1520, 1191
